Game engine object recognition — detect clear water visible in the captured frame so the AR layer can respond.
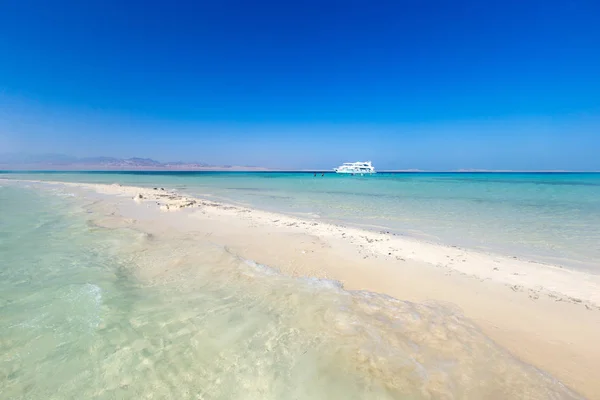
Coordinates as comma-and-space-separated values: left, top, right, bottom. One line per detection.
2, 171, 599, 271
0, 182, 583, 399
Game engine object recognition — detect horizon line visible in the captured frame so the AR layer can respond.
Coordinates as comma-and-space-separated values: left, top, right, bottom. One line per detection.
1, 168, 599, 174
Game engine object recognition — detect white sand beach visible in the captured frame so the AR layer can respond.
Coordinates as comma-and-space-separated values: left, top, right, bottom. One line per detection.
5, 178, 600, 399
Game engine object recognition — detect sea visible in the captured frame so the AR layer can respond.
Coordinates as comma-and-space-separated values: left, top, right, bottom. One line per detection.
0, 171, 595, 399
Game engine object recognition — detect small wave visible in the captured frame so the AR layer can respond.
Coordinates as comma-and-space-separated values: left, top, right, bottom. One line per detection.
81, 283, 103, 330
299, 276, 344, 290
240, 255, 343, 290
83, 283, 103, 308
54, 192, 76, 197
242, 258, 279, 276
45, 188, 77, 197
61, 283, 103, 330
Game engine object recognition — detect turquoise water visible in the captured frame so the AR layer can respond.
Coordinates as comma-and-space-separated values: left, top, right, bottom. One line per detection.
0, 181, 584, 399
2, 171, 599, 271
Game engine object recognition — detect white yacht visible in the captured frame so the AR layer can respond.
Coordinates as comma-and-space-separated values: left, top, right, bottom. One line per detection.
334, 161, 376, 175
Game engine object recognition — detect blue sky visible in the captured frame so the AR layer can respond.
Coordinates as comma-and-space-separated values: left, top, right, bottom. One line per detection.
0, 0, 599, 170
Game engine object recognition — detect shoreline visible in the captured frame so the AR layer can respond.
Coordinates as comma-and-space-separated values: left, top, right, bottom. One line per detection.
5, 178, 597, 308
3, 178, 600, 398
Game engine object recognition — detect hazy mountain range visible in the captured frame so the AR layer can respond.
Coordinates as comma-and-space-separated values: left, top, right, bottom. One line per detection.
0, 153, 267, 171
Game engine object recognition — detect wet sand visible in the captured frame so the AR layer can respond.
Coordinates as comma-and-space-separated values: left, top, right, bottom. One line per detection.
5, 178, 600, 399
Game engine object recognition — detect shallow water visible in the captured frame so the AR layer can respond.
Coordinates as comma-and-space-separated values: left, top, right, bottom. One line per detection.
2, 171, 599, 271
0, 183, 583, 399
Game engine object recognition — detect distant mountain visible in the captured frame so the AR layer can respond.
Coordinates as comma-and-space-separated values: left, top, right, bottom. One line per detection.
163, 161, 211, 167
79, 156, 121, 164
0, 153, 268, 171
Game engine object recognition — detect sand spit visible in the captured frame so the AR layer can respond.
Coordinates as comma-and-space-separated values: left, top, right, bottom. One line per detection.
29, 179, 598, 309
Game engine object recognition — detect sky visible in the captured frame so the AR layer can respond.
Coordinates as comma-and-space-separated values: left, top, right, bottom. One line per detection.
0, 0, 599, 170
